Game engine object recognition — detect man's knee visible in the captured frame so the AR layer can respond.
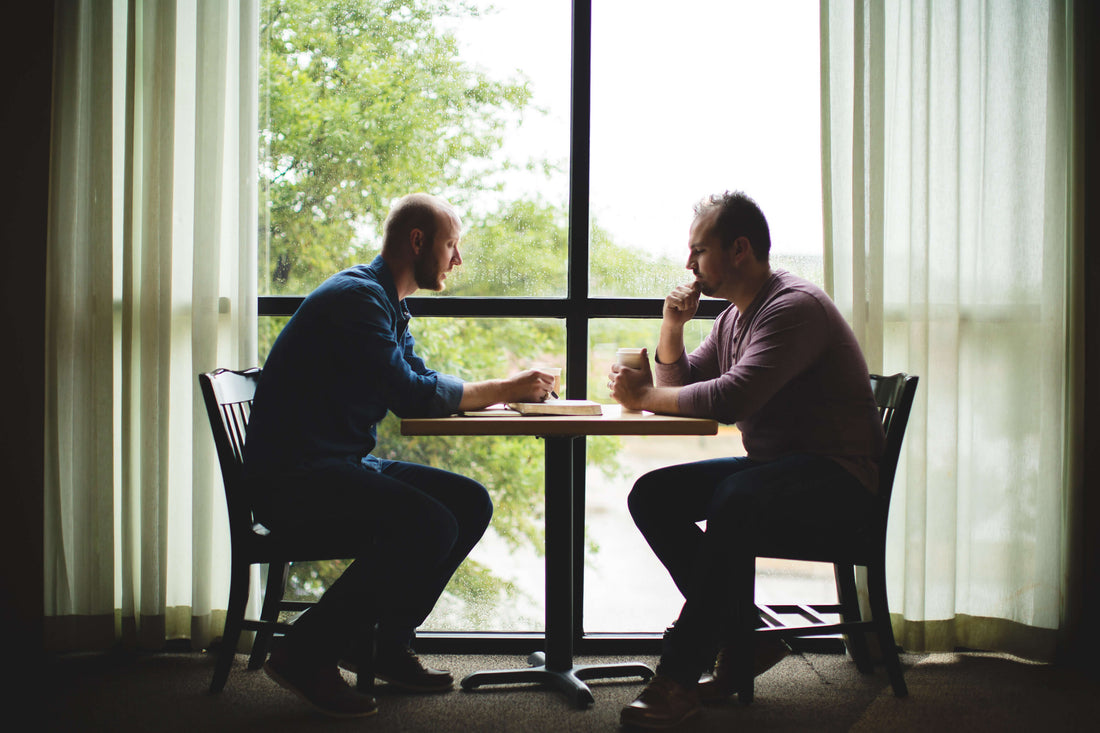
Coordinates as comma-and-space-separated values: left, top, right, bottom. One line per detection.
411, 477, 491, 558
470, 480, 493, 528
628, 470, 667, 527
447, 475, 493, 534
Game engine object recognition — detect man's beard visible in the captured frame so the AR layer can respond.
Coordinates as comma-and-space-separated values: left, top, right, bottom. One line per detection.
693, 273, 716, 297
413, 238, 445, 291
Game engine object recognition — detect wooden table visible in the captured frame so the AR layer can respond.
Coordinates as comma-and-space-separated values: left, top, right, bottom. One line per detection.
401, 405, 719, 708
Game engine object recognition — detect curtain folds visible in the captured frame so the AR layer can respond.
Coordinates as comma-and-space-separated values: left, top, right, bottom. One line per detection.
821, 0, 1075, 661
44, 0, 258, 652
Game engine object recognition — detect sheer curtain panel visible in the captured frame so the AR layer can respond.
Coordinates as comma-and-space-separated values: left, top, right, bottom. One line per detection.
45, 0, 259, 652
821, 0, 1075, 661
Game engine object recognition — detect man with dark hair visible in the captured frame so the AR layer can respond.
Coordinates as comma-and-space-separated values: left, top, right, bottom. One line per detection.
243, 193, 556, 718
609, 191, 884, 729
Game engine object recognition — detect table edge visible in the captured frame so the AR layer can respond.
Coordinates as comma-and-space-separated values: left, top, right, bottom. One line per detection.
400, 414, 720, 437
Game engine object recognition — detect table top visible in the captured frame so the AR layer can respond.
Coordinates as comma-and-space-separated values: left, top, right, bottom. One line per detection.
400, 403, 719, 437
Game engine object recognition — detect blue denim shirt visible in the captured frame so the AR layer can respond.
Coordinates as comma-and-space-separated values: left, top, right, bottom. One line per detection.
243, 256, 464, 476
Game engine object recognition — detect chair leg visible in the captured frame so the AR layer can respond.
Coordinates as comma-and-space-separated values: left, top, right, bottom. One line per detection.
248, 561, 290, 670
737, 556, 757, 706
867, 561, 907, 697
834, 563, 873, 673
211, 558, 250, 693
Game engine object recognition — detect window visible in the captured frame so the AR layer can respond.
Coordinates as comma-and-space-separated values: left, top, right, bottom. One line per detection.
259, 0, 828, 645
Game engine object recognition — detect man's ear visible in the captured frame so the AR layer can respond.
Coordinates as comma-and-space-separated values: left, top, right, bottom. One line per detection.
731, 236, 752, 263
409, 228, 424, 255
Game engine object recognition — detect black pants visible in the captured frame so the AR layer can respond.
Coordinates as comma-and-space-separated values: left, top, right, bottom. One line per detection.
258, 457, 493, 664
628, 454, 875, 687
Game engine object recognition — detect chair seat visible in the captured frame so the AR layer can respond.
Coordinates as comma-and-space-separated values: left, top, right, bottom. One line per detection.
750, 531, 880, 567
747, 505, 881, 564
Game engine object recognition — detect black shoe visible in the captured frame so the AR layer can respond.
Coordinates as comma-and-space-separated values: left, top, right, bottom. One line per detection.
370, 647, 454, 693
696, 638, 790, 703
620, 674, 702, 729
264, 645, 378, 718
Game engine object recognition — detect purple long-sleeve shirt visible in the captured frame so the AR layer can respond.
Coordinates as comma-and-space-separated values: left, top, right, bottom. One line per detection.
654, 270, 885, 494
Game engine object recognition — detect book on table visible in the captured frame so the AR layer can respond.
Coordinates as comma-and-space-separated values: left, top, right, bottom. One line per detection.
506, 399, 603, 416
461, 399, 603, 417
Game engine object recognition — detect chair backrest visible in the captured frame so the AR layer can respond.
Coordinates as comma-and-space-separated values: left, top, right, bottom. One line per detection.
870, 373, 919, 507
199, 368, 262, 536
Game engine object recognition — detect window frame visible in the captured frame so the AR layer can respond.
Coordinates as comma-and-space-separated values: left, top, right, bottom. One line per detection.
258, 0, 733, 655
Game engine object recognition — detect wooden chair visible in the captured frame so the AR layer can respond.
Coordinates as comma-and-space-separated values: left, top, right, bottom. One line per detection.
736, 372, 918, 704
200, 367, 364, 693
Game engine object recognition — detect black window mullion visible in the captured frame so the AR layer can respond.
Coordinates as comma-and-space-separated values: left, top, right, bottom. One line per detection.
568, 0, 592, 645
565, 0, 592, 400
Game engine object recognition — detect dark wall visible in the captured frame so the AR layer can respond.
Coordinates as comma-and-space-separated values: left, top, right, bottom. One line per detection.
0, 4, 52, 660
1067, 0, 1100, 671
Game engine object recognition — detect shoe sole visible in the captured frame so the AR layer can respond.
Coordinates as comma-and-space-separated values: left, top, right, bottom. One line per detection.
264, 663, 379, 719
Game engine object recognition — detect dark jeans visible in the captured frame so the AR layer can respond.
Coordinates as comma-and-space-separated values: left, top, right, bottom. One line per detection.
257, 457, 493, 664
628, 454, 875, 688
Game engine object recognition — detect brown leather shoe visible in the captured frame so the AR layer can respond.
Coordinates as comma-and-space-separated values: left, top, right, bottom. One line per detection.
620, 674, 702, 729
264, 646, 378, 718
372, 647, 454, 693
697, 638, 790, 703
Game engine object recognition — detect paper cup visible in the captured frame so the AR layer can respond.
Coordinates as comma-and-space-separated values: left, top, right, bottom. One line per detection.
614, 349, 645, 412
615, 348, 646, 369
533, 365, 562, 395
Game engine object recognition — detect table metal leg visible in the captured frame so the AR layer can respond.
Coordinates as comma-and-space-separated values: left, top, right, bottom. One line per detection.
460, 435, 654, 708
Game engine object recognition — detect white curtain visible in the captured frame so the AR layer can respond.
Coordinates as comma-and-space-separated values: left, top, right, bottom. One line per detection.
45, 0, 259, 651
821, 0, 1075, 661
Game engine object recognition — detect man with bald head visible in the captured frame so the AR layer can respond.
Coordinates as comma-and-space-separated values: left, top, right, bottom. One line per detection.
244, 193, 555, 718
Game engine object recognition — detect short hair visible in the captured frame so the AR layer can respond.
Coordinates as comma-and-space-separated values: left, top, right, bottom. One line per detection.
382, 193, 457, 251
693, 191, 771, 261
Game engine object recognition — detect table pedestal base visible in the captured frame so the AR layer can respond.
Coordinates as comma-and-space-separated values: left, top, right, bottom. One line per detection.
400, 414, 718, 710
460, 652, 654, 708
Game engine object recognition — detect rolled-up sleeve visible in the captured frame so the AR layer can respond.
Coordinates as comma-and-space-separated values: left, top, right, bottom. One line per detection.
430, 373, 464, 415
397, 325, 464, 416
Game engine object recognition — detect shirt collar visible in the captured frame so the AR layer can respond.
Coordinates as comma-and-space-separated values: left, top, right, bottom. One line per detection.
367, 255, 411, 321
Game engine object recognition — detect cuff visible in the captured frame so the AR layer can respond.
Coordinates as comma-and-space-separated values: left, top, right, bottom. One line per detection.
431, 373, 465, 415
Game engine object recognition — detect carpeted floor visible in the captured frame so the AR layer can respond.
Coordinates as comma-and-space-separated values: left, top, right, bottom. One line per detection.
42, 649, 1100, 732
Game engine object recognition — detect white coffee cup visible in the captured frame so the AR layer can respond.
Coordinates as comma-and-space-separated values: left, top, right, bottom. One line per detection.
614, 348, 646, 412
533, 365, 562, 395
615, 348, 646, 369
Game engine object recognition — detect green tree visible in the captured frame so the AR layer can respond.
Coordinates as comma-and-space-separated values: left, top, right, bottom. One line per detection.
261, 0, 532, 294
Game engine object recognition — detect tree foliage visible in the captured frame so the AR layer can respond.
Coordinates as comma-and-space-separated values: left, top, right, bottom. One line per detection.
261, 0, 532, 293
